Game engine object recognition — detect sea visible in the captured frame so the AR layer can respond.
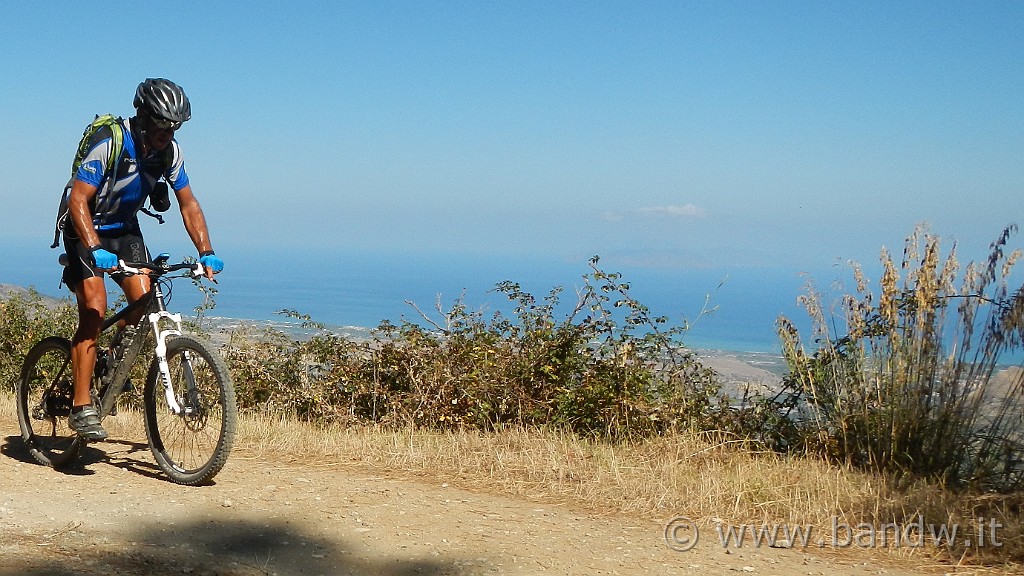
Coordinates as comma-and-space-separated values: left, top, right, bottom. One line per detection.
3, 238, 822, 356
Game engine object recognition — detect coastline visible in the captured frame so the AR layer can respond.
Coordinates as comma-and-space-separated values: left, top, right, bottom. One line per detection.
198, 315, 788, 391
2, 283, 787, 389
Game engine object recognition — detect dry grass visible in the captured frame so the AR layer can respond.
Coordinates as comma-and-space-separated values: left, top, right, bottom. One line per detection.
230, 413, 894, 518
235, 413, 861, 521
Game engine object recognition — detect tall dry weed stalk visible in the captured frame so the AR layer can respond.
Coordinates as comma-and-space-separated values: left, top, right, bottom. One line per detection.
777, 224, 1024, 492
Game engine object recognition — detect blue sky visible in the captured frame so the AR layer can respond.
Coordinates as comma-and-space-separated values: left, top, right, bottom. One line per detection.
2, 1, 1023, 335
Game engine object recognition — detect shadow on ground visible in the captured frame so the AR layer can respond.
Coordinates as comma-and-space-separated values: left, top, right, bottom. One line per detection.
2, 435, 165, 481
1, 435, 471, 575
0, 516, 468, 576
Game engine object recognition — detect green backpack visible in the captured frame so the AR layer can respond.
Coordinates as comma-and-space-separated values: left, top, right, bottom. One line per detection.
51, 115, 170, 248
51, 115, 127, 248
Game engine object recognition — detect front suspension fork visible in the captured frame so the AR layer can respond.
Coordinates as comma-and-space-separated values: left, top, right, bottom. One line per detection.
150, 310, 185, 415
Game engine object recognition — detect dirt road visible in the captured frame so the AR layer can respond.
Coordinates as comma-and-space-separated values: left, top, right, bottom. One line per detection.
0, 424, 958, 576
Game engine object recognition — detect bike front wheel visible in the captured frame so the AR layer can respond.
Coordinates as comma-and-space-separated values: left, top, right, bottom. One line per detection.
143, 335, 237, 485
17, 337, 83, 468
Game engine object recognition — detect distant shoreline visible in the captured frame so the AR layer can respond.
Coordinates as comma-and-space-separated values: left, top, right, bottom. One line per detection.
198, 315, 789, 388
2, 283, 788, 385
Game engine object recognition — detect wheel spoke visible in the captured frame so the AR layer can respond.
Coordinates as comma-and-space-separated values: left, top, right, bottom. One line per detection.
145, 335, 236, 485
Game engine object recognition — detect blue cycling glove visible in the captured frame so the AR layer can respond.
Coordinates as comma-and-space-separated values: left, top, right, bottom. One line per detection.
199, 251, 224, 274
90, 247, 118, 270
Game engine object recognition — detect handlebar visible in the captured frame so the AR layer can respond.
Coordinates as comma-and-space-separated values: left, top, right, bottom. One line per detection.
58, 252, 207, 279
118, 259, 206, 278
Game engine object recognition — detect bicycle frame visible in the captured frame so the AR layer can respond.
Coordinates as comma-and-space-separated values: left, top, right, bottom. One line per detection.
21, 254, 235, 483
96, 263, 202, 419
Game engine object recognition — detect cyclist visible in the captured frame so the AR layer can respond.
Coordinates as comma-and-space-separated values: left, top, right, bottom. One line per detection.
62, 78, 224, 440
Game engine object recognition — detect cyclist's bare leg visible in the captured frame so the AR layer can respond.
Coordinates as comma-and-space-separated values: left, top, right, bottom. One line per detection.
71, 275, 150, 406
116, 273, 153, 329
71, 276, 107, 407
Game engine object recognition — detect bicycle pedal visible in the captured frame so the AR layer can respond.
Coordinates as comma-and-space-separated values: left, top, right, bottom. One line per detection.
76, 431, 108, 442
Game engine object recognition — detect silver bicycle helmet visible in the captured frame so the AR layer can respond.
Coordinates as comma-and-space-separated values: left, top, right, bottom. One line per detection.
133, 78, 191, 124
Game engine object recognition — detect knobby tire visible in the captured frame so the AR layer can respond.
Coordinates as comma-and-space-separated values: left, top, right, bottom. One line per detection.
143, 334, 237, 485
17, 337, 83, 468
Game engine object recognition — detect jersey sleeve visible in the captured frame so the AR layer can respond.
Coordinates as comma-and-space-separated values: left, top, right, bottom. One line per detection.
73, 127, 116, 188
165, 140, 190, 191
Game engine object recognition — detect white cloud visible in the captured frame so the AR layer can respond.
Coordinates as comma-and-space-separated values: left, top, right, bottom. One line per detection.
638, 204, 706, 218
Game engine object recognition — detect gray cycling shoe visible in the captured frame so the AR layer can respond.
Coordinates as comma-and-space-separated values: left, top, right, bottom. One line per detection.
69, 405, 108, 440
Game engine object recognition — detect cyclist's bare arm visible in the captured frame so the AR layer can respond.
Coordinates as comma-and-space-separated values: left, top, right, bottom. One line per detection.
174, 184, 218, 280
67, 179, 103, 256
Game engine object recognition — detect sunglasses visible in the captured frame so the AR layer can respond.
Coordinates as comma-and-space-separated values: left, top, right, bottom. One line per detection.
148, 114, 183, 131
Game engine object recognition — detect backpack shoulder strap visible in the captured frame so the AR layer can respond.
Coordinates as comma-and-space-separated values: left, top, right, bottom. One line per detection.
69, 114, 126, 178
53, 116, 128, 249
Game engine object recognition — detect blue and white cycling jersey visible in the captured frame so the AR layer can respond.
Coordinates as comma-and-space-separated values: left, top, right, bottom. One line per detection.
74, 117, 189, 234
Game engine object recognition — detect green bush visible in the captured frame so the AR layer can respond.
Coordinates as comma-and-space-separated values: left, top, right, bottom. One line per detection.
0, 289, 77, 391
226, 317, 369, 423
225, 257, 724, 438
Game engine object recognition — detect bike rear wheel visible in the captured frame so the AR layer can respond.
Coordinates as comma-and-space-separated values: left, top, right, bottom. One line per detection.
17, 337, 83, 467
143, 334, 237, 485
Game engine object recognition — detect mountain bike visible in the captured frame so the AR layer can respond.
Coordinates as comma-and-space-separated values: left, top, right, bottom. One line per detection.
16, 254, 237, 485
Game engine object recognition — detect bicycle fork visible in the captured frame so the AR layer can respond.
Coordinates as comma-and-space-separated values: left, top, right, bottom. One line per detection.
150, 310, 188, 415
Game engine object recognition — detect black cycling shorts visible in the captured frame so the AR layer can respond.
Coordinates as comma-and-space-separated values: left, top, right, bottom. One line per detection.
62, 231, 151, 289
